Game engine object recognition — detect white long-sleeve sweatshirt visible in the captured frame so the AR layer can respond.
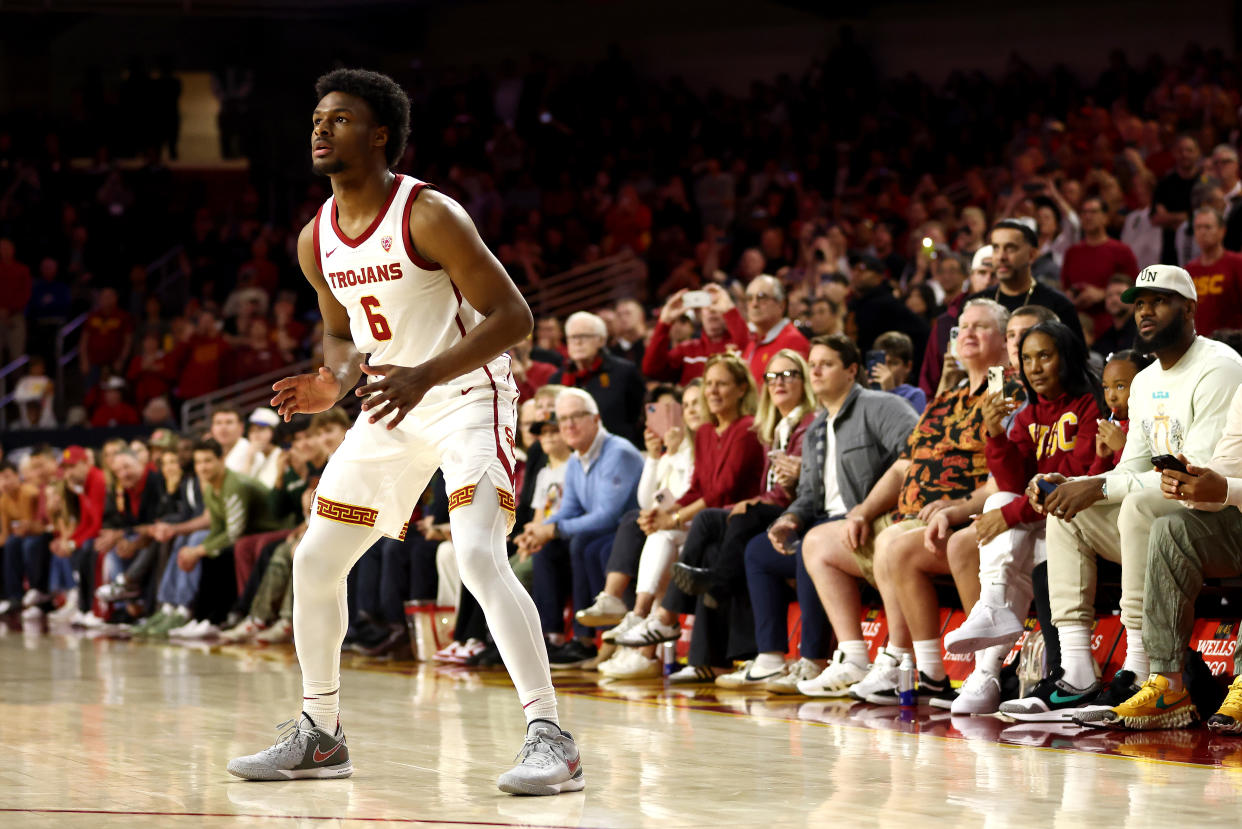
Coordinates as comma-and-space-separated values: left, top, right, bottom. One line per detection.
636, 439, 694, 510
1101, 336, 1242, 502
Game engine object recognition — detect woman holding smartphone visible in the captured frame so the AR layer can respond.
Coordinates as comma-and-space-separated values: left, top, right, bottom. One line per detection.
617, 350, 816, 684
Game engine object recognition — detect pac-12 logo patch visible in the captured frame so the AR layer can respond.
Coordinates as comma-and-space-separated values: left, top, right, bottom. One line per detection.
380, 235, 392, 252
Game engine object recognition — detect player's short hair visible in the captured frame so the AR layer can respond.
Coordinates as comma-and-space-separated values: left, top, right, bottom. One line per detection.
314, 68, 411, 168
310, 407, 351, 432
555, 388, 600, 416
193, 438, 224, 458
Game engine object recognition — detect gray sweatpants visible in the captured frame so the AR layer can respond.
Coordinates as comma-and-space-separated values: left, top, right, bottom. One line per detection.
1144, 505, 1242, 675
1046, 489, 1184, 632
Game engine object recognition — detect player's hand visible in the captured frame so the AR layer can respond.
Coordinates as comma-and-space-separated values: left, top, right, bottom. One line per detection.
357, 363, 434, 429
272, 366, 341, 422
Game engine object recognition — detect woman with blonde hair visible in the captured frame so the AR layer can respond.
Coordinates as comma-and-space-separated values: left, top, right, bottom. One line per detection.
617, 351, 815, 683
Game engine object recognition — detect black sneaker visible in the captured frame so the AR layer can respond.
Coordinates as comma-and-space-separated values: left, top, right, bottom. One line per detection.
466, 642, 504, 667
1072, 669, 1143, 728
998, 667, 1102, 722
548, 639, 597, 670
920, 672, 959, 709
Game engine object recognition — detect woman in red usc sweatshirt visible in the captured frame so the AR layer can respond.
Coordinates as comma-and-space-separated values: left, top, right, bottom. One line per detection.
943, 320, 1108, 715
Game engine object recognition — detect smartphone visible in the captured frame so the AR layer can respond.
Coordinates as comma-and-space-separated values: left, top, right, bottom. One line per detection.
1036, 478, 1058, 504
1151, 454, 1188, 474
987, 366, 1005, 397
1022, 180, 1045, 194
866, 349, 887, 376
646, 400, 683, 438
682, 290, 712, 310
949, 326, 961, 360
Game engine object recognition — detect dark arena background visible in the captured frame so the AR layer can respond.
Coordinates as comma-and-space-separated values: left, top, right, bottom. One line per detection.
4, 1, 1242, 826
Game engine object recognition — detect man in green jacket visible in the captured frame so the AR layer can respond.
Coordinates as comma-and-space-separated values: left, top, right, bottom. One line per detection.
138, 437, 281, 636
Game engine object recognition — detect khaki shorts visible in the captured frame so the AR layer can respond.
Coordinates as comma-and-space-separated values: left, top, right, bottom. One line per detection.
850, 515, 926, 586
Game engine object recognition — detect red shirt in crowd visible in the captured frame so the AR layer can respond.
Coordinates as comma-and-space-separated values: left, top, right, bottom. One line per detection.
0, 260, 32, 315
1185, 251, 1242, 337
169, 333, 233, 400
126, 352, 170, 408
1061, 238, 1138, 291
516, 359, 558, 403
1087, 417, 1129, 477
91, 400, 140, 427
231, 343, 288, 384
742, 320, 810, 385
676, 415, 765, 510
71, 466, 107, 547
83, 308, 135, 368
643, 307, 750, 384
985, 391, 1102, 527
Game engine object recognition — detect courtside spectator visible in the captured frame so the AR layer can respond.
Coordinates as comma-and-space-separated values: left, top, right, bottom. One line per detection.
1091, 275, 1137, 358
209, 407, 251, 473
1153, 135, 1204, 264
847, 256, 929, 377
1185, 206, 1242, 337
741, 274, 811, 385
987, 220, 1084, 342
551, 311, 645, 447
1061, 196, 1139, 333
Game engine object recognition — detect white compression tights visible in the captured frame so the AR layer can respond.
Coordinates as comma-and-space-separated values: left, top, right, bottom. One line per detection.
292, 479, 557, 728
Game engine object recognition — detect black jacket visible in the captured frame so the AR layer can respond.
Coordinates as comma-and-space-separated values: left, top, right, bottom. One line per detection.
550, 352, 645, 447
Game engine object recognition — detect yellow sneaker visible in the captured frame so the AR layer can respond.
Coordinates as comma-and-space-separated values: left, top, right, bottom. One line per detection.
1207, 674, 1242, 734
1094, 674, 1198, 731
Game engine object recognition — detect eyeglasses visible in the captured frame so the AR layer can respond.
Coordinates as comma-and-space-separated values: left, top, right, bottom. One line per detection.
566, 334, 602, 343
557, 411, 595, 428
746, 292, 777, 304
764, 369, 803, 384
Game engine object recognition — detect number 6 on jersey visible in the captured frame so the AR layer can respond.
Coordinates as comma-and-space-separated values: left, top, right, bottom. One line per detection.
360, 295, 392, 341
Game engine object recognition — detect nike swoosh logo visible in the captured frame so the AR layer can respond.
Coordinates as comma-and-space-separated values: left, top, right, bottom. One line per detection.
326, 247, 339, 258
567, 756, 581, 776
461, 387, 474, 395
1049, 690, 1091, 705
313, 742, 344, 764
1155, 696, 1179, 710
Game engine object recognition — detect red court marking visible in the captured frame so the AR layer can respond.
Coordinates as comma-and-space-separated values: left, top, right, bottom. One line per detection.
0, 809, 598, 828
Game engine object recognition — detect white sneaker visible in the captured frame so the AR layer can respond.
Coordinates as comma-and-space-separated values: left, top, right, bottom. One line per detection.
715, 659, 787, 689
850, 649, 901, 703
951, 669, 1002, 715
220, 617, 266, 643
21, 605, 44, 620
601, 611, 645, 643
797, 650, 870, 698
944, 601, 1024, 654
50, 590, 79, 620
598, 647, 660, 679
574, 592, 627, 627
668, 664, 720, 684
0, 600, 12, 615
181, 619, 220, 640
22, 588, 52, 607
764, 657, 826, 694
78, 611, 106, 628
168, 618, 200, 638
613, 615, 679, 648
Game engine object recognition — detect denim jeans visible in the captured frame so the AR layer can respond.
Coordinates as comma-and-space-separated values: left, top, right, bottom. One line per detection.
156, 530, 210, 608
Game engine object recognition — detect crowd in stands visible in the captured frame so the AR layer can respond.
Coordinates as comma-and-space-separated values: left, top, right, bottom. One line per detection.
9, 42, 1242, 734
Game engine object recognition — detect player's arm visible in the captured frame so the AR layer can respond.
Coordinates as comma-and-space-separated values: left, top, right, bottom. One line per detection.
272, 222, 364, 421
358, 191, 533, 427
298, 221, 364, 399
409, 190, 533, 383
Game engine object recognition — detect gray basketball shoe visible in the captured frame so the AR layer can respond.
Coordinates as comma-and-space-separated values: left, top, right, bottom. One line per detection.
227, 713, 352, 780
496, 720, 585, 795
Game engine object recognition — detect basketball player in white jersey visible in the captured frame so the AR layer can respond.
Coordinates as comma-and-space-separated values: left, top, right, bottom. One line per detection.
227, 69, 583, 795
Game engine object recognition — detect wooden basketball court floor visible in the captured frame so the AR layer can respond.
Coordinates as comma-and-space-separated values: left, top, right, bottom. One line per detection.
5, 627, 1242, 828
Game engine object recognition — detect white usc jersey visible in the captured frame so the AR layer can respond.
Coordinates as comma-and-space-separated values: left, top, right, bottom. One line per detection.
313, 174, 505, 388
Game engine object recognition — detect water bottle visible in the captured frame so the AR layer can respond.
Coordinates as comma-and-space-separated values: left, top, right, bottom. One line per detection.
897, 653, 916, 708
661, 641, 676, 677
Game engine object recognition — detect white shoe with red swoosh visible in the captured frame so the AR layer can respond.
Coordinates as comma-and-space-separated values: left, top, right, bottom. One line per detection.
227, 713, 352, 780
497, 720, 585, 795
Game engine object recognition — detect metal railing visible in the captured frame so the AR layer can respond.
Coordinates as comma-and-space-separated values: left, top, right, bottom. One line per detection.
522, 251, 647, 319
180, 358, 315, 434
54, 311, 90, 421
0, 355, 31, 430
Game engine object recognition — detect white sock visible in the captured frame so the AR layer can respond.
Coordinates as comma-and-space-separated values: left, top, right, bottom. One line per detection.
302, 683, 339, 732
974, 643, 1009, 676
888, 645, 913, 661
1058, 623, 1096, 688
839, 640, 870, 669
753, 652, 785, 672
520, 685, 559, 727
913, 639, 946, 680
1122, 629, 1149, 677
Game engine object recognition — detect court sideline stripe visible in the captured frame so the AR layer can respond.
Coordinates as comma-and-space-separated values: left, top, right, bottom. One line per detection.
0, 808, 602, 828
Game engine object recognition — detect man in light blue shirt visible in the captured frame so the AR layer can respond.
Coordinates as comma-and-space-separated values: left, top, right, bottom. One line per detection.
516, 388, 643, 668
